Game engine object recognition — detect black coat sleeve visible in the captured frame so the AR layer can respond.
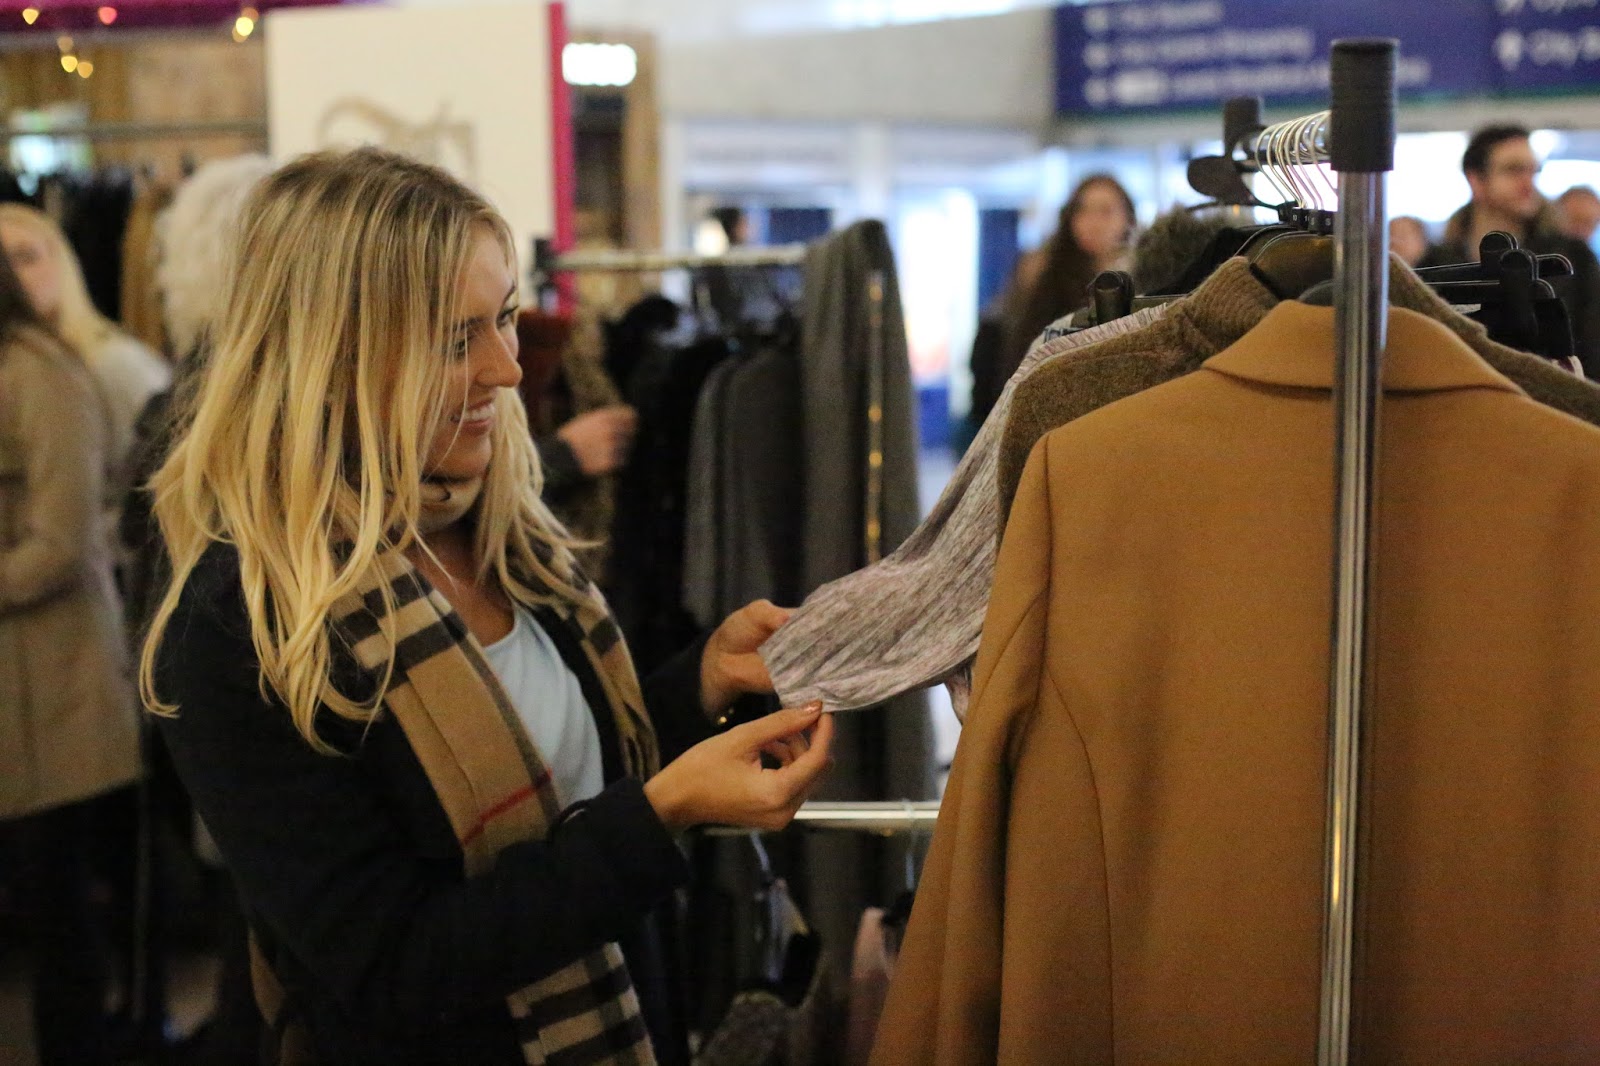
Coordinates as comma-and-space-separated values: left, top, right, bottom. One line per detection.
152, 553, 690, 1041
535, 432, 586, 501
641, 632, 716, 763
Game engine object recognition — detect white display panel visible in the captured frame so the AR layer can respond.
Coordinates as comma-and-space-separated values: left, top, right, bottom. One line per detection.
265, 2, 563, 269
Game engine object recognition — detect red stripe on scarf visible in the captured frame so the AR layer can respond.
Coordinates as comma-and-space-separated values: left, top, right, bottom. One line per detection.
460, 772, 551, 846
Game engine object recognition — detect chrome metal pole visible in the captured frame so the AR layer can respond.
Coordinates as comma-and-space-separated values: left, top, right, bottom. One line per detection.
1319, 169, 1387, 1066
1319, 37, 1396, 1066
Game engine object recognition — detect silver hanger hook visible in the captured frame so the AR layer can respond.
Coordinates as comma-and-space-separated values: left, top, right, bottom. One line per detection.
1255, 121, 1294, 206
1276, 119, 1311, 207
1310, 112, 1338, 209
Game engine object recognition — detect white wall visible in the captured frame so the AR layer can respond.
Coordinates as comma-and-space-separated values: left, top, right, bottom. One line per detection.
266, 3, 558, 267
656, 10, 1055, 128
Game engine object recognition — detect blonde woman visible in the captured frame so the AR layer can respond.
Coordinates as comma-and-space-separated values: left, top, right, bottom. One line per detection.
0, 203, 170, 505
143, 147, 834, 1066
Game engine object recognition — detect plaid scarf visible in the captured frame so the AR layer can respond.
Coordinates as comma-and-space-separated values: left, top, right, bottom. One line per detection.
349, 536, 662, 1065
254, 527, 664, 1065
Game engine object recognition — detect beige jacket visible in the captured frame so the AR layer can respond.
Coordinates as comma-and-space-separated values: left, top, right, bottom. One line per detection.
873, 303, 1600, 1064
0, 326, 139, 820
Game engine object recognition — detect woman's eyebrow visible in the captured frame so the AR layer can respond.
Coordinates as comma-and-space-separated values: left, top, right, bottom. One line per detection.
450, 284, 519, 332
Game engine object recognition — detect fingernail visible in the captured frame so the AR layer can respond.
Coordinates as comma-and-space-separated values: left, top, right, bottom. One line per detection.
803, 701, 823, 717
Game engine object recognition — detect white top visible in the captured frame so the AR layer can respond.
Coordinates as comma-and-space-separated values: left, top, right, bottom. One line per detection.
481, 605, 605, 806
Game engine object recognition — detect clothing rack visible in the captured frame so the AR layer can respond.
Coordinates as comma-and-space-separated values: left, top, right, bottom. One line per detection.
2, 118, 268, 142
704, 801, 940, 836
531, 239, 809, 281
1230, 42, 1396, 1065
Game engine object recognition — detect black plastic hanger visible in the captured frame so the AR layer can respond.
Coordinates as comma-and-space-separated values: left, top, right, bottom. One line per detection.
1090, 270, 1135, 324
1247, 230, 1335, 300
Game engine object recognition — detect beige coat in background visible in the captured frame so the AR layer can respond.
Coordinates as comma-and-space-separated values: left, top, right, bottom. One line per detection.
0, 326, 139, 820
873, 303, 1600, 1064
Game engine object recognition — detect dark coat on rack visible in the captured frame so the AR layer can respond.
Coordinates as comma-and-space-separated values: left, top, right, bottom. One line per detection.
793, 222, 934, 1043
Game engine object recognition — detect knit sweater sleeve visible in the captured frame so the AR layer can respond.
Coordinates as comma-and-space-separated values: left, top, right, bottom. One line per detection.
152, 547, 690, 1041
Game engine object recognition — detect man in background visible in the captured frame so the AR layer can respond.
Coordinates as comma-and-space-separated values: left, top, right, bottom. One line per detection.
1556, 185, 1600, 248
1421, 125, 1600, 377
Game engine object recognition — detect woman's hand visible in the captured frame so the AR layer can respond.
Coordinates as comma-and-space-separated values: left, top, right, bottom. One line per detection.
701, 599, 791, 717
644, 704, 835, 832
557, 405, 638, 477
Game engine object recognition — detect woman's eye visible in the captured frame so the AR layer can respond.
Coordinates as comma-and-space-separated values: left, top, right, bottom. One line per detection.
497, 307, 518, 328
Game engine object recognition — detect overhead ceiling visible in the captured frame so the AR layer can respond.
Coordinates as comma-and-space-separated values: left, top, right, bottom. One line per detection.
564, 0, 1062, 43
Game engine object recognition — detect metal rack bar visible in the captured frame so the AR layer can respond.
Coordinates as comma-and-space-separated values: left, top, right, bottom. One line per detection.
539, 244, 809, 275
701, 801, 940, 836
1318, 39, 1397, 1066
2, 118, 268, 142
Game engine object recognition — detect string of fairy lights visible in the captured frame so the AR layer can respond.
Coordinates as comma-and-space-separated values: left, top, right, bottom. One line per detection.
16, 3, 262, 80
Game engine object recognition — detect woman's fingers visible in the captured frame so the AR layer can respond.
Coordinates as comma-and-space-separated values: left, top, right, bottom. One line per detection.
766, 713, 836, 809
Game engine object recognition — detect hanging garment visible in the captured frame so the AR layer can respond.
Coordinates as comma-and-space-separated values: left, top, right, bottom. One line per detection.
998, 255, 1600, 524
61, 172, 135, 322
120, 182, 174, 356
607, 334, 731, 674
871, 301, 1600, 1065
791, 223, 934, 1017
682, 356, 740, 630
761, 305, 1168, 720
683, 342, 805, 629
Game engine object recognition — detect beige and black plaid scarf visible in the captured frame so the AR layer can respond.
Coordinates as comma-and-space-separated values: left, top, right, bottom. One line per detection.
255, 515, 665, 1065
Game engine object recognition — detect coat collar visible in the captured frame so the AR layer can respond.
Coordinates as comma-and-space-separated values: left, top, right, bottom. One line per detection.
1202, 300, 1526, 396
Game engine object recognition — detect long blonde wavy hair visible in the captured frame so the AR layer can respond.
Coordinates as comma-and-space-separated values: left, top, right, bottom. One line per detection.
140, 147, 581, 751
0, 202, 118, 359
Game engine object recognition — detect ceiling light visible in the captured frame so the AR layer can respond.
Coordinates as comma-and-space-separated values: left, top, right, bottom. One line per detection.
22, 8, 39, 25
562, 43, 638, 88
78, 59, 94, 78
61, 54, 77, 73
97, 6, 115, 24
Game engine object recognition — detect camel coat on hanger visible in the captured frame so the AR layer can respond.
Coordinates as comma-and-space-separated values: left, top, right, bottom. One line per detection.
872, 302, 1600, 1064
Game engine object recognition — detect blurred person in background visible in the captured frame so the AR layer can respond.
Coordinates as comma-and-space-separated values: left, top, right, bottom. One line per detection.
1420, 125, 1600, 377
0, 239, 140, 1066
0, 199, 171, 1058
0, 203, 170, 521
1389, 215, 1430, 268
998, 175, 1137, 397
1556, 185, 1600, 248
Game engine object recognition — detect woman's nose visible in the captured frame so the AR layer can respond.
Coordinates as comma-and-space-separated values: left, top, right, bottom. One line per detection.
477, 330, 522, 389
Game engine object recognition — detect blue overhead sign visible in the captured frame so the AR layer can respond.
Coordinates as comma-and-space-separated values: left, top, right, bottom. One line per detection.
1493, 0, 1600, 93
1055, 0, 1600, 116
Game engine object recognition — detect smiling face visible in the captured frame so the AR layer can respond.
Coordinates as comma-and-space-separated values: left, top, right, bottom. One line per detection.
422, 225, 522, 483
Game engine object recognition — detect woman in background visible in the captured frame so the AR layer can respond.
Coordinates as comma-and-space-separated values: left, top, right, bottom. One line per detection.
998, 175, 1137, 390
0, 237, 140, 1066
0, 202, 170, 511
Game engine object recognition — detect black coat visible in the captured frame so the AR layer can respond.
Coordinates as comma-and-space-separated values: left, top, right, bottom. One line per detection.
154, 544, 713, 1065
